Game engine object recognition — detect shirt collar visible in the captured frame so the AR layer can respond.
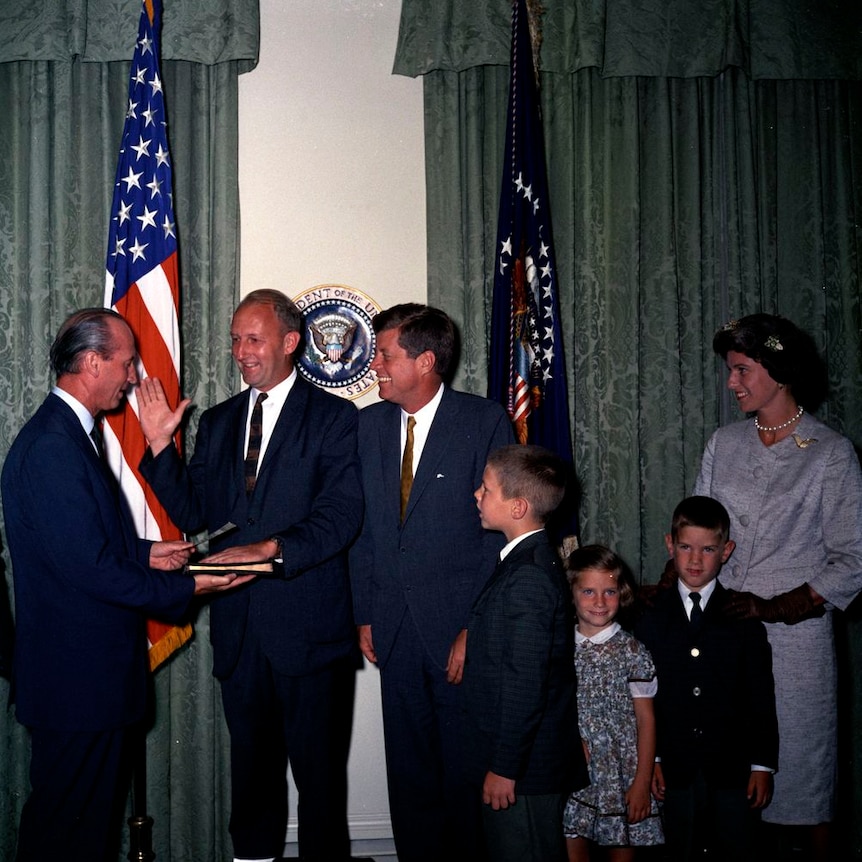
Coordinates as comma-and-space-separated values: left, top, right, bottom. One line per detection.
402, 381, 444, 427
248, 368, 297, 414
52, 386, 95, 436
576, 621, 621, 645
499, 528, 543, 561
677, 576, 718, 607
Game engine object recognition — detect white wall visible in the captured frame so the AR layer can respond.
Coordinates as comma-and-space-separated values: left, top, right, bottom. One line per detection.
238, 0, 426, 371
237, 0, 426, 855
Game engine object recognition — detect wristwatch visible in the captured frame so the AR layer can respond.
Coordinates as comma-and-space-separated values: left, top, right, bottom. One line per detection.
269, 535, 284, 560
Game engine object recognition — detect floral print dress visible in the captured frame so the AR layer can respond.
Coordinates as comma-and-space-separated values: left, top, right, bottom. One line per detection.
563, 623, 664, 847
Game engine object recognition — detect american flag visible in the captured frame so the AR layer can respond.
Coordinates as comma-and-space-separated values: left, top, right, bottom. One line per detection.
104, 0, 192, 670
488, 0, 571, 463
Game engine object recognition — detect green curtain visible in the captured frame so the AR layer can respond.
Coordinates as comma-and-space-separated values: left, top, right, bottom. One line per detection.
0, 2, 258, 858
404, 0, 862, 851
422, 64, 862, 576
394, 0, 862, 79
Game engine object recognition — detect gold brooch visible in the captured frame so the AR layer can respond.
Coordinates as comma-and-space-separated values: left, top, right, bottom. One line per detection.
792, 433, 817, 449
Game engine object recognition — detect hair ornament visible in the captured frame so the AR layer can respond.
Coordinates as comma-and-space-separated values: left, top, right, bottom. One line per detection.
722, 319, 739, 331
765, 335, 783, 351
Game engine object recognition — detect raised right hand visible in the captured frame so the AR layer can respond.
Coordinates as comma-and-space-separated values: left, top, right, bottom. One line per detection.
137, 376, 192, 455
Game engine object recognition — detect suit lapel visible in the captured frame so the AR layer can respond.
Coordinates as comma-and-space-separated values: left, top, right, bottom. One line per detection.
49, 396, 139, 551
254, 379, 307, 491
401, 388, 458, 524
474, 532, 544, 606
378, 404, 402, 525
229, 393, 251, 496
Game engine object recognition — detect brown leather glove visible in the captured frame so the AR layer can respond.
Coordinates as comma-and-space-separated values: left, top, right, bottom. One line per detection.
722, 584, 825, 625
638, 559, 678, 609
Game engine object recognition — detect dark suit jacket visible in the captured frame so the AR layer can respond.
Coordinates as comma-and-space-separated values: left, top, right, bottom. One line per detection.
461, 531, 586, 795
1, 393, 193, 730
349, 387, 515, 669
634, 581, 778, 788
141, 376, 362, 679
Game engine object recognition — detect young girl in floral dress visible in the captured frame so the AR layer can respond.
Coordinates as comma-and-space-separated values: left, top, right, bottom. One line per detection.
562, 545, 664, 862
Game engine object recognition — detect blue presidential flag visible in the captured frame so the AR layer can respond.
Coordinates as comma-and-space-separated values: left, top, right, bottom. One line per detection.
489, 0, 571, 463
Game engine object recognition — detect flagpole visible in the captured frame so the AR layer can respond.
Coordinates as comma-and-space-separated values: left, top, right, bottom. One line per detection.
103, 1, 191, 857
127, 728, 155, 862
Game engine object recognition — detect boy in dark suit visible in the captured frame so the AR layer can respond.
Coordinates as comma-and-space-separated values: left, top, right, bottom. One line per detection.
462, 445, 588, 862
634, 495, 778, 862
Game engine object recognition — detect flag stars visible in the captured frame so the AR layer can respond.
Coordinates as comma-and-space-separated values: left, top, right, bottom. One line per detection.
539, 242, 549, 258
154, 144, 170, 168
142, 105, 157, 127
112, 237, 126, 258
139, 34, 153, 55
126, 99, 138, 119
129, 238, 149, 262
501, 236, 513, 257
121, 166, 143, 191
146, 175, 163, 198
117, 201, 133, 225
162, 215, 176, 239
131, 136, 152, 161
136, 206, 158, 231
150, 73, 163, 96
133, 66, 147, 85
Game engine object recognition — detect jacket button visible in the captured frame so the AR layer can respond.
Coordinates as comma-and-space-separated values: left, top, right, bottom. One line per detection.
247, 518, 255, 526
691, 647, 700, 657
692, 686, 702, 696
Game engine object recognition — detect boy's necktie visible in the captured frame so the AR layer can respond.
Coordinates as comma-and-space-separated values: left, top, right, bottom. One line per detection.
244, 392, 268, 495
689, 591, 703, 626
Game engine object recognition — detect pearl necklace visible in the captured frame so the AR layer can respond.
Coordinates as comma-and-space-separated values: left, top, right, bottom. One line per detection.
754, 405, 803, 433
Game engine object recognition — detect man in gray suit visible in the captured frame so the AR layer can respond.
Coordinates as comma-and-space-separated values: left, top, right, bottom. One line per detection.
349, 304, 515, 862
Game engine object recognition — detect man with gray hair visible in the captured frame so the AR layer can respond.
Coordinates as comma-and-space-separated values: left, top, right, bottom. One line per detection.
2, 308, 246, 862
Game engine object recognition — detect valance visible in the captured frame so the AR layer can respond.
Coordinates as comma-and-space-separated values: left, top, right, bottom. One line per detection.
0, 0, 259, 69
394, 0, 861, 80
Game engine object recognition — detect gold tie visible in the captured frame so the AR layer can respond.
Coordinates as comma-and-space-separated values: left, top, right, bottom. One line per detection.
400, 416, 416, 522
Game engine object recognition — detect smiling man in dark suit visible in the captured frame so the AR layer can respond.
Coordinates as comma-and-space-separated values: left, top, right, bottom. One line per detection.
349, 303, 515, 861
1, 308, 246, 862
137, 289, 363, 862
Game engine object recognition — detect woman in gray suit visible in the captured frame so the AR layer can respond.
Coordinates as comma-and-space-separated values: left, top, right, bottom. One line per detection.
693, 313, 862, 861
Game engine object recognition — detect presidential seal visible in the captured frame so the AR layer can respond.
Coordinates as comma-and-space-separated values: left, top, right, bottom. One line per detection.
292, 284, 380, 400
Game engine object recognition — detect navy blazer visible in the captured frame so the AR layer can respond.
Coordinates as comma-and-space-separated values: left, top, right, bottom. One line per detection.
349, 387, 515, 669
1, 394, 193, 730
461, 532, 587, 795
634, 581, 778, 788
141, 376, 363, 679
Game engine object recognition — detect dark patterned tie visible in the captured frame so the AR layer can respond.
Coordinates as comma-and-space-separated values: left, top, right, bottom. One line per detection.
689, 591, 703, 626
90, 423, 104, 458
244, 392, 268, 496
400, 416, 416, 522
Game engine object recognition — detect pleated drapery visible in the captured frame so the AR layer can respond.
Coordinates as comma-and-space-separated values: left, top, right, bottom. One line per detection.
0, 2, 259, 858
